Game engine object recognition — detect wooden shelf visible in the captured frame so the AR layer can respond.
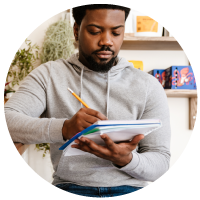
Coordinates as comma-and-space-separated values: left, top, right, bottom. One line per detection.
74, 34, 182, 51
124, 33, 200, 42
121, 34, 182, 50
165, 89, 197, 98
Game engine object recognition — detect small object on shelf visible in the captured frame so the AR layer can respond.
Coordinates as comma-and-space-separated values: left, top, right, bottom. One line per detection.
136, 16, 200, 36
148, 69, 166, 88
165, 66, 196, 90
128, 60, 143, 70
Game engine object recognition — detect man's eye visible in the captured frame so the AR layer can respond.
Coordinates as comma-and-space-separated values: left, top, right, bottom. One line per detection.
90, 32, 100, 35
113, 33, 120, 36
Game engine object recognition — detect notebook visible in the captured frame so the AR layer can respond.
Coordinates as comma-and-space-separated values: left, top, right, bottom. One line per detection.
59, 119, 162, 156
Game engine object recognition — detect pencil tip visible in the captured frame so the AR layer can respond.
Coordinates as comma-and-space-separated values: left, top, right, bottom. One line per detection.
68, 87, 73, 93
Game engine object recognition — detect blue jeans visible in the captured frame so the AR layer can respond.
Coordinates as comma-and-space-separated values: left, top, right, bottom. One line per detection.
55, 183, 142, 197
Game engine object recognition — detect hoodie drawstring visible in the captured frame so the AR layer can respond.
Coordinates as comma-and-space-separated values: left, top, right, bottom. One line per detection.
80, 66, 84, 108
106, 71, 110, 119
79, 66, 110, 119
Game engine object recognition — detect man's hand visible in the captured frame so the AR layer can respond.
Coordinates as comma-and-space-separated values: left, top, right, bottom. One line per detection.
71, 134, 144, 167
62, 108, 108, 140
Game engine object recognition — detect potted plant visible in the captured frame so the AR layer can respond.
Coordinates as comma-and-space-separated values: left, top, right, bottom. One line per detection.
36, 19, 75, 157
4, 82, 15, 103
6, 39, 39, 89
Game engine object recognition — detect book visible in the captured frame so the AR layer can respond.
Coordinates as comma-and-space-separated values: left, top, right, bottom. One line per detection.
59, 119, 162, 156
128, 60, 144, 71
165, 66, 196, 90
148, 69, 166, 88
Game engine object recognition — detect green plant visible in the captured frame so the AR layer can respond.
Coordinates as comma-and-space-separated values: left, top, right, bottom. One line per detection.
35, 143, 50, 157
40, 20, 75, 63
37, 20, 75, 157
4, 82, 15, 97
7, 39, 39, 88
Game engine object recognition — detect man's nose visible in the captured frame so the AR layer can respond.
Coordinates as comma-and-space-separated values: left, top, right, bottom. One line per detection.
99, 32, 113, 47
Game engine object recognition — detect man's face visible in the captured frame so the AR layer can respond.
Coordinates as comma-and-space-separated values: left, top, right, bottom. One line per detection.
74, 9, 125, 72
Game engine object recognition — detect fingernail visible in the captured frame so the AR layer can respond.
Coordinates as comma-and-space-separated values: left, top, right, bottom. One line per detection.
74, 140, 79, 144
101, 134, 105, 139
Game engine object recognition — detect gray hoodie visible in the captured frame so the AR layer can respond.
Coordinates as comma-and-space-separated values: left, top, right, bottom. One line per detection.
5, 53, 171, 187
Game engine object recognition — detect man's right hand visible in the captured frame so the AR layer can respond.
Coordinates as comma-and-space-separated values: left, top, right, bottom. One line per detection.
62, 108, 108, 140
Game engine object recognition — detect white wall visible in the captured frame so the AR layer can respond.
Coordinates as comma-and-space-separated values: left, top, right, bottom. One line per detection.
119, 50, 192, 167
15, 11, 193, 183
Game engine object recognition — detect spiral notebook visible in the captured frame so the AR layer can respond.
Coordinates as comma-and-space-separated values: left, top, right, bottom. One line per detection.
59, 119, 162, 156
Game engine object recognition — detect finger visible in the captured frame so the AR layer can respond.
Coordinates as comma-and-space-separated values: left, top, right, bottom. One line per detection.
80, 137, 110, 156
129, 134, 144, 145
80, 120, 93, 129
100, 134, 117, 151
115, 140, 130, 144
83, 113, 101, 124
84, 108, 108, 120
73, 138, 109, 159
72, 139, 93, 153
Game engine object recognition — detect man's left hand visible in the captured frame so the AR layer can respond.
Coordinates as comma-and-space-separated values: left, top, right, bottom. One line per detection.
71, 134, 144, 167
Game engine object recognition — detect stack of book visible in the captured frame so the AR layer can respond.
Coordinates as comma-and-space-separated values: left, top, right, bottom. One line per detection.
59, 119, 162, 156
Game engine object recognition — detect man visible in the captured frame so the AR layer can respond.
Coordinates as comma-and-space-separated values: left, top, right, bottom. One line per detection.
5, 4, 171, 197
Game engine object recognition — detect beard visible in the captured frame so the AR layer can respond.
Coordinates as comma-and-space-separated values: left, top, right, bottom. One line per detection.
80, 46, 117, 73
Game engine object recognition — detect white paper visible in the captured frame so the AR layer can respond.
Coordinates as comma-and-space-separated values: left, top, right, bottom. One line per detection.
64, 122, 161, 156
94, 119, 161, 125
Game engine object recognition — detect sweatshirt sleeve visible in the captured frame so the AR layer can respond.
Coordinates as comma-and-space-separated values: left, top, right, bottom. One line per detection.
112, 75, 171, 182
4, 62, 66, 144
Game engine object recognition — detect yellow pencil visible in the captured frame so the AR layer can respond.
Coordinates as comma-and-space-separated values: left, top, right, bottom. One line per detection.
68, 87, 90, 108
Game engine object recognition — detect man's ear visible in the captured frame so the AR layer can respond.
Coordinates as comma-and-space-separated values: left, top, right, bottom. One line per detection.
73, 22, 79, 41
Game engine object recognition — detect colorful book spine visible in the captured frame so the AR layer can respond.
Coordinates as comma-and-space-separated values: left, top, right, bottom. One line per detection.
148, 69, 166, 88
165, 66, 196, 89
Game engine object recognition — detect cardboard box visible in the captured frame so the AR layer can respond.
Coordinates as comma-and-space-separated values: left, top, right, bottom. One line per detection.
148, 69, 166, 88
165, 66, 196, 89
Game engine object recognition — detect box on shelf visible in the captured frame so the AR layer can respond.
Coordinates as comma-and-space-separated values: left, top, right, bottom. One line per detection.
128, 60, 143, 71
165, 66, 196, 89
148, 69, 166, 88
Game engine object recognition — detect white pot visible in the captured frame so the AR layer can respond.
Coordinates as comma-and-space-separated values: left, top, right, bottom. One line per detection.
6, 92, 14, 99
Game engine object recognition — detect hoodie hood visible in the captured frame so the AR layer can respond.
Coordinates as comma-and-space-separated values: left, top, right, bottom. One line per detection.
67, 53, 134, 118
67, 53, 133, 77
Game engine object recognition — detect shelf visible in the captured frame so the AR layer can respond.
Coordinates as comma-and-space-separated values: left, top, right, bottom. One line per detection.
74, 34, 182, 51
164, 90, 197, 130
121, 34, 182, 50
124, 33, 200, 42
165, 89, 197, 98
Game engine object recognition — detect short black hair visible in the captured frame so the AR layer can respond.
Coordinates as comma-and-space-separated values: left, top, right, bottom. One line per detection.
72, 4, 131, 26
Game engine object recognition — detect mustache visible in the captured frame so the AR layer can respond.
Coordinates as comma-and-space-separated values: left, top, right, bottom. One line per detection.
92, 46, 114, 54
